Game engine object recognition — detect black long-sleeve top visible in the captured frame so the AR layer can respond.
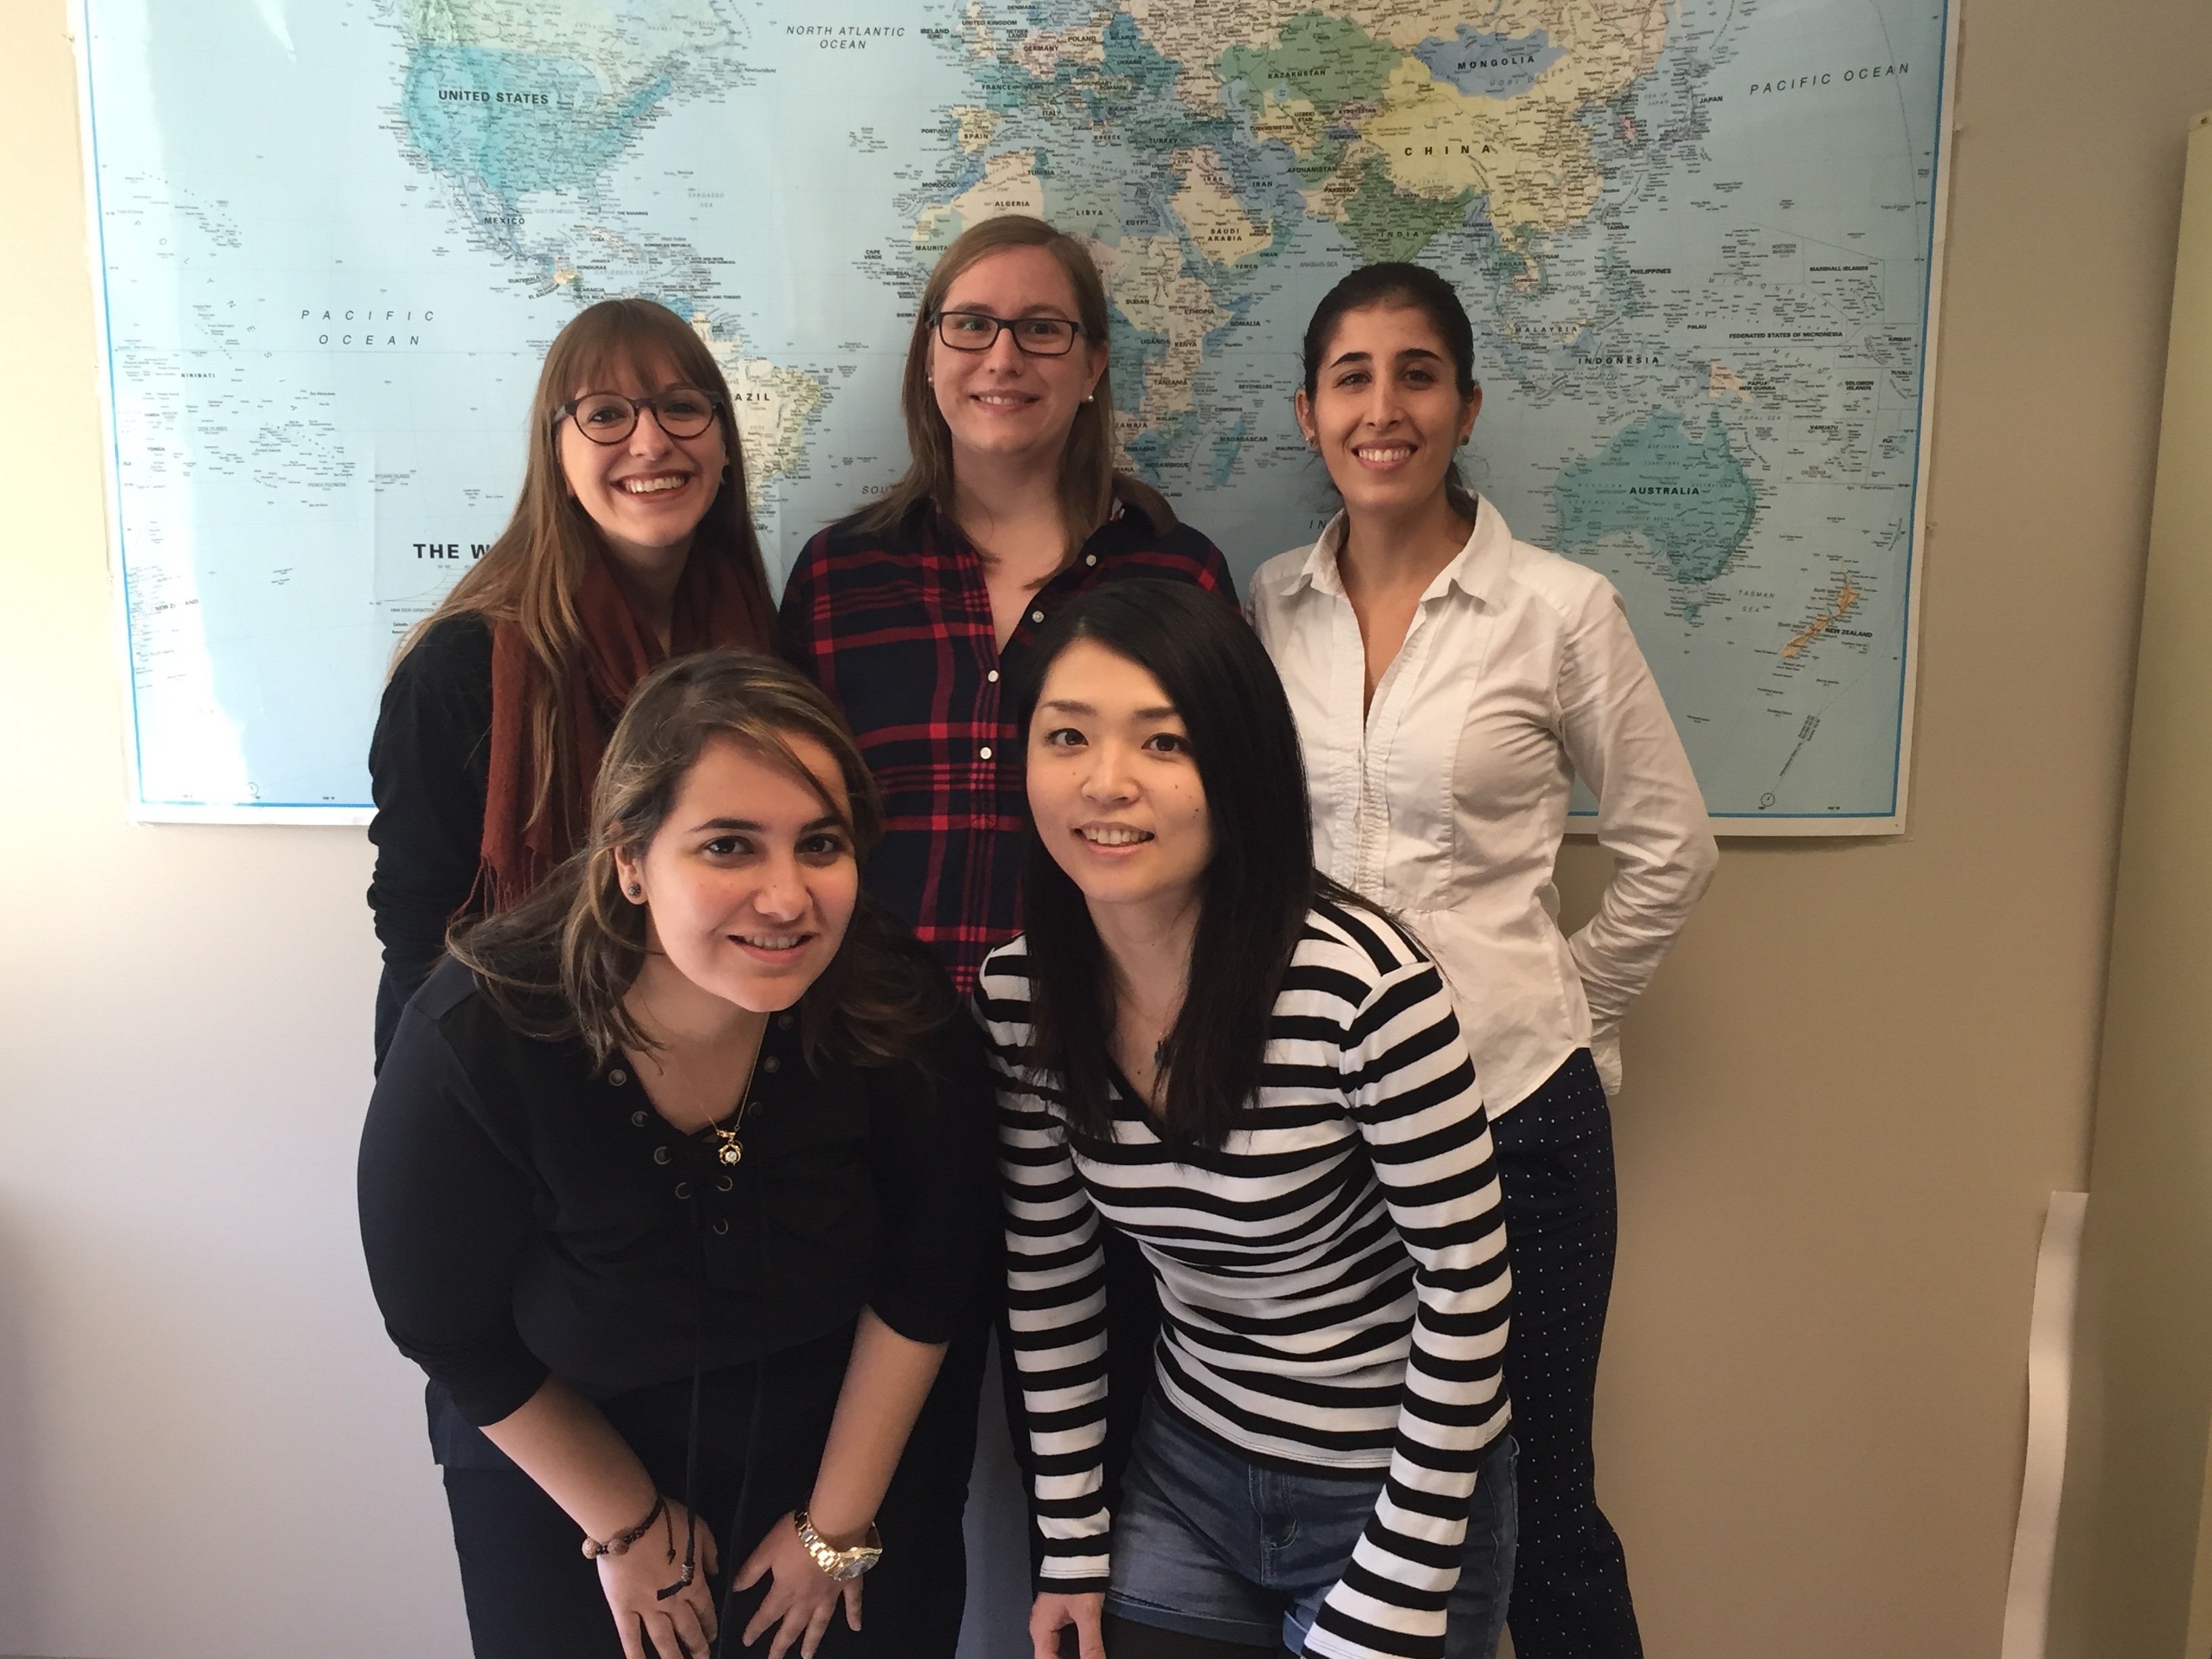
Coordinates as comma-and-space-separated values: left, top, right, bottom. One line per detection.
358, 957, 996, 1427
366, 616, 497, 1065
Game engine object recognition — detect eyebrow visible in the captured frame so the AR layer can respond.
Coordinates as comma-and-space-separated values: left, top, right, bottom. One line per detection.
945, 302, 1077, 319
1039, 698, 1182, 720
1326, 346, 1446, 369
686, 814, 846, 834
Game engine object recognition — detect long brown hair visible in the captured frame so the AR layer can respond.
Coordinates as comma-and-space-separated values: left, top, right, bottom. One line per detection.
859, 214, 1175, 546
448, 651, 955, 1068
401, 298, 776, 838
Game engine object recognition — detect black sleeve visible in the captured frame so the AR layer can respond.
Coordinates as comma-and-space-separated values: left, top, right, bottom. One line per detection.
357, 998, 550, 1427
862, 1008, 998, 1346
367, 616, 494, 1067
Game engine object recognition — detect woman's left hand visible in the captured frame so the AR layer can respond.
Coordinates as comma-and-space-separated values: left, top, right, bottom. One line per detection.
733, 1511, 862, 1658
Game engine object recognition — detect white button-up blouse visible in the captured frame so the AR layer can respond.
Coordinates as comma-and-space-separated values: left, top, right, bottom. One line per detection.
1249, 498, 1718, 1115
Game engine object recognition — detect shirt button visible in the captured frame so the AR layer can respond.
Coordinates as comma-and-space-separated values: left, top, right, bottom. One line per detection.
762, 1055, 781, 1074
987, 670, 1000, 683
1030, 609, 1044, 623
979, 745, 994, 760
609, 1068, 628, 1086
777, 1012, 796, 1029
1085, 554, 1097, 566
652, 1147, 671, 1166
630, 1110, 648, 1128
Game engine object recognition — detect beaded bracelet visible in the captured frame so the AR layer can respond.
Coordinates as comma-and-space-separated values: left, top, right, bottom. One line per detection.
581, 1494, 667, 1560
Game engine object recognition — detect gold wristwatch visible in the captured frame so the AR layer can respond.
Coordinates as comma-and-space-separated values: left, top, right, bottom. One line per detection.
793, 1510, 883, 1581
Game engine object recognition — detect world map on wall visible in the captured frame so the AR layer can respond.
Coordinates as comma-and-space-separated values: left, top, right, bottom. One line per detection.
81, 0, 1950, 825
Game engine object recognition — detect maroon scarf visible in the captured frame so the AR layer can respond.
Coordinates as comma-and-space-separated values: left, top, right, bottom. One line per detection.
478, 543, 773, 909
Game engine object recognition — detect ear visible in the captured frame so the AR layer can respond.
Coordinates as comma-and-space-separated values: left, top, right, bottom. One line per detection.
1458, 384, 1483, 446
1083, 337, 1107, 400
611, 842, 647, 903
1293, 388, 1317, 449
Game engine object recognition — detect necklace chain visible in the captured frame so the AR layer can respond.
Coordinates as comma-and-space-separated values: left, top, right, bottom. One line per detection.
653, 1027, 764, 1168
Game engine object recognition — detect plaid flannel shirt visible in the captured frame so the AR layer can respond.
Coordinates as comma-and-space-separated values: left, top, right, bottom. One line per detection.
779, 497, 1233, 991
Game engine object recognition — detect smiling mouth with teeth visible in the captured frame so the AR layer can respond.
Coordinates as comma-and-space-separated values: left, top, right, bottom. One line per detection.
619, 474, 691, 494
1080, 826, 1153, 846
1356, 446, 1414, 462
737, 933, 806, 950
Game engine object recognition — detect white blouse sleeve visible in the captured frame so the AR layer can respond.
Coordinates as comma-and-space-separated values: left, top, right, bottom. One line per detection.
1555, 579, 1719, 1092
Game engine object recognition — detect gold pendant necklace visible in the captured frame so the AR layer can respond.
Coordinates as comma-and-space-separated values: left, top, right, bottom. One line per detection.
653, 1023, 764, 1168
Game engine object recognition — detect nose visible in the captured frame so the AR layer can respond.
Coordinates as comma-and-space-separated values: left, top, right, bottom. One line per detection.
750, 851, 810, 921
1362, 376, 1404, 430
626, 406, 677, 456
980, 325, 1029, 374
1080, 737, 1139, 805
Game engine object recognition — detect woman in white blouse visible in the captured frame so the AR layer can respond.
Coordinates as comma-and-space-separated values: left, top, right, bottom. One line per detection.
1248, 264, 1717, 1659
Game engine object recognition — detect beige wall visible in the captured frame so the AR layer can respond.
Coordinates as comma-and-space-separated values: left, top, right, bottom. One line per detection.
1, 1, 2209, 1658
2051, 112, 2212, 1659
1559, 3, 2212, 1654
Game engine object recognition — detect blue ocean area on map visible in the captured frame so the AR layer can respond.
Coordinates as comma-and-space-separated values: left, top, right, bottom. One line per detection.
79, 0, 1949, 824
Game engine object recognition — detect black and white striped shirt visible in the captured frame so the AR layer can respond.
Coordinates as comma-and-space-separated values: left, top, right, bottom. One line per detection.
982, 900, 1512, 1659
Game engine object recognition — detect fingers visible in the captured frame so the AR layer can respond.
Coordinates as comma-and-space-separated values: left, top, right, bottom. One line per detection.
733, 1537, 770, 1593
842, 1578, 863, 1631
796, 1593, 834, 1659
667, 1591, 714, 1659
619, 1611, 650, 1659
1028, 1601, 1061, 1659
1074, 1599, 1108, 1659
643, 1610, 692, 1659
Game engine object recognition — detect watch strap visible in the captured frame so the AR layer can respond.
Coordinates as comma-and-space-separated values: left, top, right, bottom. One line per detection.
793, 1510, 883, 1581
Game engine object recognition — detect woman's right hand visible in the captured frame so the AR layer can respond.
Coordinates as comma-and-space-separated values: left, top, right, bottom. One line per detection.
597, 1495, 721, 1659
1030, 1590, 1106, 1659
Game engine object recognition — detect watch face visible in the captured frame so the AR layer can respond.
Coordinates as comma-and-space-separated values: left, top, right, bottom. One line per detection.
834, 1547, 883, 1581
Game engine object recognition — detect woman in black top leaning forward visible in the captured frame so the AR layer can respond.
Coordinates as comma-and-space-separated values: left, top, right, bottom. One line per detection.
368, 298, 779, 1065
359, 651, 994, 1659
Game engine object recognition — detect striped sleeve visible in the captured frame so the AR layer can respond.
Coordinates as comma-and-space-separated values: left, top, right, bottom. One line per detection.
979, 949, 1114, 1592
1303, 912, 1513, 1659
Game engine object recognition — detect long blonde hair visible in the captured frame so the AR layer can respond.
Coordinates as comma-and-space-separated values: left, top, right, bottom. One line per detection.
401, 298, 773, 832
859, 215, 1174, 546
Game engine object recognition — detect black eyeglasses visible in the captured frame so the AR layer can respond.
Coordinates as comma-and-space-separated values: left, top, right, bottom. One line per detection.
933, 310, 1086, 356
555, 388, 722, 445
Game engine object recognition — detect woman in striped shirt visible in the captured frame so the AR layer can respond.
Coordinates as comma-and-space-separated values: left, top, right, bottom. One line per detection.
979, 580, 1515, 1659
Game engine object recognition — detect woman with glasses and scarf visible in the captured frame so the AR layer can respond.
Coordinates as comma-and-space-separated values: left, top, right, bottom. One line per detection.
777, 217, 1235, 1646
359, 650, 994, 1659
367, 298, 778, 1069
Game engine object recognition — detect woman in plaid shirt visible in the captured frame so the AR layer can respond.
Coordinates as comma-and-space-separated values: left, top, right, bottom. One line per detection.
780, 214, 1234, 1653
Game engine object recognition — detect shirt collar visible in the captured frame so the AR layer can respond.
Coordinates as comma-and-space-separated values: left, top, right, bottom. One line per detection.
1288, 494, 1513, 607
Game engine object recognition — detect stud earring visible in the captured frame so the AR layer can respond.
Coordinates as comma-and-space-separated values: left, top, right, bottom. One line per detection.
626, 882, 642, 898
1082, 393, 1095, 404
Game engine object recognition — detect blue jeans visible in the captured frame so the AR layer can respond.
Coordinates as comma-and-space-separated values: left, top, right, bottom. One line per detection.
1105, 1398, 1517, 1655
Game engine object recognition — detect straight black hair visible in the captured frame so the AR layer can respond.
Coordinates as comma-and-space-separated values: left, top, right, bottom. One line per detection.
1301, 262, 1483, 523
1016, 579, 1362, 1151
